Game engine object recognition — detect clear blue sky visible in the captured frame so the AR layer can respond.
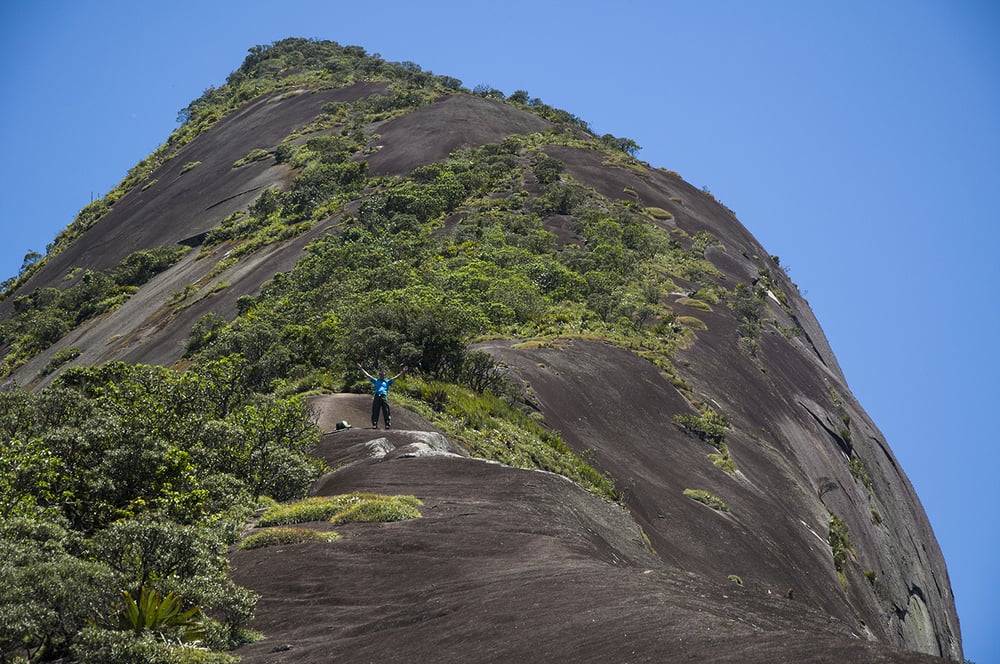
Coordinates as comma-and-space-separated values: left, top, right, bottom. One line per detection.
1, 1, 997, 660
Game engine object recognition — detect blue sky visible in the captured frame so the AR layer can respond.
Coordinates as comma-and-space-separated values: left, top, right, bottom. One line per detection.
1, 1, 997, 660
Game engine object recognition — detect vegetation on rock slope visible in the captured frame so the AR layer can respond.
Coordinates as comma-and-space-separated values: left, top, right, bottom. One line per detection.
0, 38, 773, 662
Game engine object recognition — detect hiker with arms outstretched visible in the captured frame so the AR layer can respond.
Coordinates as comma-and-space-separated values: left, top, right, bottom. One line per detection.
357, 363, 407, 429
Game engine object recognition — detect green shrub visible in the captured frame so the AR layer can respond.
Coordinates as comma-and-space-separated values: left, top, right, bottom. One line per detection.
730, 282, 764, 357
849, 457, 873, 491
0, 542, 120, 661
72, 627, 180, 664
828, 514, 854, 587
181, 161, 202, 173
708, 448, 736, 473
683, 489, 730, 512
73, 626, 240, 663
239, 527, 340, 549
40, 346, 82, 376
673, 409, 729, 448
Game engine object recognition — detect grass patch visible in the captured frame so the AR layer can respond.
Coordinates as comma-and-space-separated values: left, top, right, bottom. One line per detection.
683, 489, 730, 512
676, 315, 707, 330
181, 161, 202, 173
258, 493, 422, 527
675, 296, 712, 312
645, 206, 674, 220
239, 527, 340, 550
233, 148, 271, 168
329, 497, 423, 524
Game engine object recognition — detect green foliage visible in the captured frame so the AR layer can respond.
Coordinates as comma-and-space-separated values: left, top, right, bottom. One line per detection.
459, 350, 511, 394
683, 489, 730, 512
827, 385, 853, 446
283, 160, 368, 219
779, 325, 805, 338
239, 527, 341, 549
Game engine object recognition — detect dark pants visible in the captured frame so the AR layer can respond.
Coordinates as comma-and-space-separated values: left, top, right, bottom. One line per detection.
372, 394, 390, 428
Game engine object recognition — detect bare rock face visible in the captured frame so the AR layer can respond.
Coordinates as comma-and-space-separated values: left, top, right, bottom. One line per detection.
3, 73, 960, 662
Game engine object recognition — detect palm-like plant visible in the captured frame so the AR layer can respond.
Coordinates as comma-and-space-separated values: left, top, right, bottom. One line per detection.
117, 586, 205, 642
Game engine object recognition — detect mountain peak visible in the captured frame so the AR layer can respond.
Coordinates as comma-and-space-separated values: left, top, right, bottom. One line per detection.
0, 40, 960, 662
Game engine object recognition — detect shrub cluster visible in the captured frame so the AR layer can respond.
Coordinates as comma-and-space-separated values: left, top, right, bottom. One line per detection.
0, 358, 322, 661
0, 246, 188, 376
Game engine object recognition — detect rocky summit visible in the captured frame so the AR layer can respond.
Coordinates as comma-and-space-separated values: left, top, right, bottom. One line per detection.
0, 39, 960, 663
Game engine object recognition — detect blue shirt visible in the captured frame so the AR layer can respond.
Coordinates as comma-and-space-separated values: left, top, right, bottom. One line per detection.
371, 377, 394, 396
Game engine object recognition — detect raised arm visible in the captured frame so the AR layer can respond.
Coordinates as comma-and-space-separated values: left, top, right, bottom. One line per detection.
390, 366, 409, 381
357, 363, 375, 380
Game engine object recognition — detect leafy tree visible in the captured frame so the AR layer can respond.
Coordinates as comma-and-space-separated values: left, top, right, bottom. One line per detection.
19, 251, 42, 275
220, 395, 321, 499
600, 133, 642, 156
460, 351, 510, 394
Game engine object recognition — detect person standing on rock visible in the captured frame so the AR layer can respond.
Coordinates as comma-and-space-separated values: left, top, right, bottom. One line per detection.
357, 363, 407, 430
